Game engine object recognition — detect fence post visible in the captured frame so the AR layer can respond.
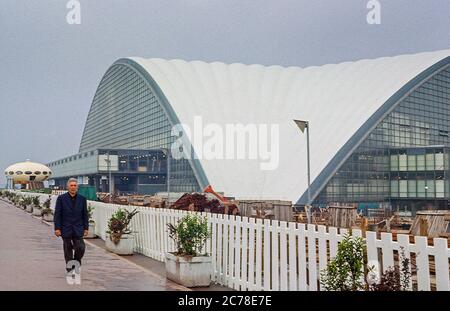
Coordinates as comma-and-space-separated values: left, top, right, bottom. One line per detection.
433, 238, 449, 291
397, 234, 413, 290
415, 236, 431, 291
307, 224, 318, 291
365, 231, 380, 285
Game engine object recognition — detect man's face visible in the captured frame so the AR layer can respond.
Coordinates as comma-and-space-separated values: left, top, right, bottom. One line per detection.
68, 182, 78, 194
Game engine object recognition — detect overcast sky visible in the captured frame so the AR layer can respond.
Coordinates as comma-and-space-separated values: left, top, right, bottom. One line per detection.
0, 0, 449, 185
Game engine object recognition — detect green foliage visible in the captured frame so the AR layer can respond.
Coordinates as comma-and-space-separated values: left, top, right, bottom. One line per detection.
87, 204, 95, 221
107, 208, 139, 244
32, 196, 41, 209
1, 191, 19, 203
167, 214, 211, 257
43, 195, 51, 209
42, 208, 53, 216
320, 234, 366, 291
20, 196, 32, 208
369, 248, 413, 291
19, 197, 27, 208
21, 188, 52, 194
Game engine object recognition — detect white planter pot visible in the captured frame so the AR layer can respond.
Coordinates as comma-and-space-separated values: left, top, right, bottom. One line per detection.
43, 213, 54, 222
85, 222, 96, 238
165, 252, 212, 287
105, 233, 134, 255
26, 205, 33, 213
32, 208, 42, 216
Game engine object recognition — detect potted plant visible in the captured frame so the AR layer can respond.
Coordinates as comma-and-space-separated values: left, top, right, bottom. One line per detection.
19, 197, 27, 209
320, 234, 366, 291
105, 208, 139, 255
25, 197, 34, 213
85, 203, 97, 238
10, 194, 17, 206
41, 196, 53, 222
10, 194, 20, 207
12, 193, 20, 206
165, 214, 212, 287
32, 196, 42, 216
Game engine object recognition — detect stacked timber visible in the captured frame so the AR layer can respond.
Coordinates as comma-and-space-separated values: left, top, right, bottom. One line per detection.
142, 195, 165, 208
238, 200, 293, 222
327, 205, 357, 228
409, 210, 450, 238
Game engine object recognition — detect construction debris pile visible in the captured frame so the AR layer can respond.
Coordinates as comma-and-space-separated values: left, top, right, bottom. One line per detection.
170, 193, 239, 215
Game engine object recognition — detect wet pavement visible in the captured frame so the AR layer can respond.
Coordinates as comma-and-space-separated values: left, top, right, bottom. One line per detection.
0, 200, 188, 291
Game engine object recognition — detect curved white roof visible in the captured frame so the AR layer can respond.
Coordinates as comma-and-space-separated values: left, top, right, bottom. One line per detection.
126, 50, 450, 202
4, 160, 52, 183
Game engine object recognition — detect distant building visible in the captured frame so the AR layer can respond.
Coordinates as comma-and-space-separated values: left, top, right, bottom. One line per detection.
4, 160, 52, 189
48, 50, 450, 214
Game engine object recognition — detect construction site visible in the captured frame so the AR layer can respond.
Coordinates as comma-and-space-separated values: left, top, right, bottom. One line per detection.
54, 184, 450, 241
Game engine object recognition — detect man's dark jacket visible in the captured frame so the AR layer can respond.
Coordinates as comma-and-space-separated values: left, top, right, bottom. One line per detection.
54, 192, 89, 238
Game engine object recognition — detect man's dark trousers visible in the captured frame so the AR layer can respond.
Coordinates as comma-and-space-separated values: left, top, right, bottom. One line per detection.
54, 192, 89, 272
63, 237, 85, 270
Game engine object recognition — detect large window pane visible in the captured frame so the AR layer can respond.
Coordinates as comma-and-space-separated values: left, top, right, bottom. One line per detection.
408, 180, 416, 198
417, 155, 425, 171
417, 180, 426, 197
399, 180, 408, 198
390, 180, 399, 198
390, 155, 398, 171
436, 180, 445, 198
425, 153, 434, 171
425, 180, 435, 198
407, 155, 416, 171
399, 154, 407, 171
435, 153, 444, 170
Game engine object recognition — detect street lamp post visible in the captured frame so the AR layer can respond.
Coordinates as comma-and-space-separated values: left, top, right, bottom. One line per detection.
162, 148, 171, 206
167, 148, 171, 206
105, 152, 112, 198
294, 119, 312, 224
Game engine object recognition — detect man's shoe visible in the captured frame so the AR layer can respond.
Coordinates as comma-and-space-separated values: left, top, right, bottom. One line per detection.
74, 267, 81, 275
66, 268, 74, 278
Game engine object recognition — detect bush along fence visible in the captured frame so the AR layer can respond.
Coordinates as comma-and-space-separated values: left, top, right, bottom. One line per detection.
2, 190, 449, 291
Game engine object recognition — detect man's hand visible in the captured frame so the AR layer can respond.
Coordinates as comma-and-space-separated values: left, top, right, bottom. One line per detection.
54, 229, 61, 237
83, 230, 89, 237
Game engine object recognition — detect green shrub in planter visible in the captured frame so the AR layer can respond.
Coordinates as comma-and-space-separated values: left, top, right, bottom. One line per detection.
41, 195, 53, 220
166, 214, 212, 287
32, 196, 41, 209
320, 234, 365, 291
86, 203, 97, 238
106, 208, 139, 244
20, 197, 31, 209
42, 207, 54, 221
19, 197, 27, 209
88, 204, 95, 223
42, 195, 51, 209
167, 214, 211, 257
31, 196, 43, 215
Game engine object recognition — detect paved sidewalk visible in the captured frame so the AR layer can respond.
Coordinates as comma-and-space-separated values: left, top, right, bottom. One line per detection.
0, 200, 188, 291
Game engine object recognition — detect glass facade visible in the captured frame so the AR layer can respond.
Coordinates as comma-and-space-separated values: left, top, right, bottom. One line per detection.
314, 66, 450, 213
48, 148, 169, 194
77, 63, 200, 193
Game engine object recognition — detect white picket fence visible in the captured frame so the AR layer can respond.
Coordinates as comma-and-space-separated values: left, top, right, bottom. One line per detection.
10, 191, 450, 291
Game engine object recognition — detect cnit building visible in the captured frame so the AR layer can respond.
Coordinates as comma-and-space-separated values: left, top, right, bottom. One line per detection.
47, 50, 450, 214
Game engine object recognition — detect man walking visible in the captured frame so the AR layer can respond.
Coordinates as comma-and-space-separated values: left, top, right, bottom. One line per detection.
54, 178, 89, 277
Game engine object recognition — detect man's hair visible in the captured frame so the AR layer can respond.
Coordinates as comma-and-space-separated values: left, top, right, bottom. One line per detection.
66, 178, 78, 187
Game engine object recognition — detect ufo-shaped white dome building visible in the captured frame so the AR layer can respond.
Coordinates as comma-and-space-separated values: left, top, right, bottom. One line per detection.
4, 160, 52, 186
